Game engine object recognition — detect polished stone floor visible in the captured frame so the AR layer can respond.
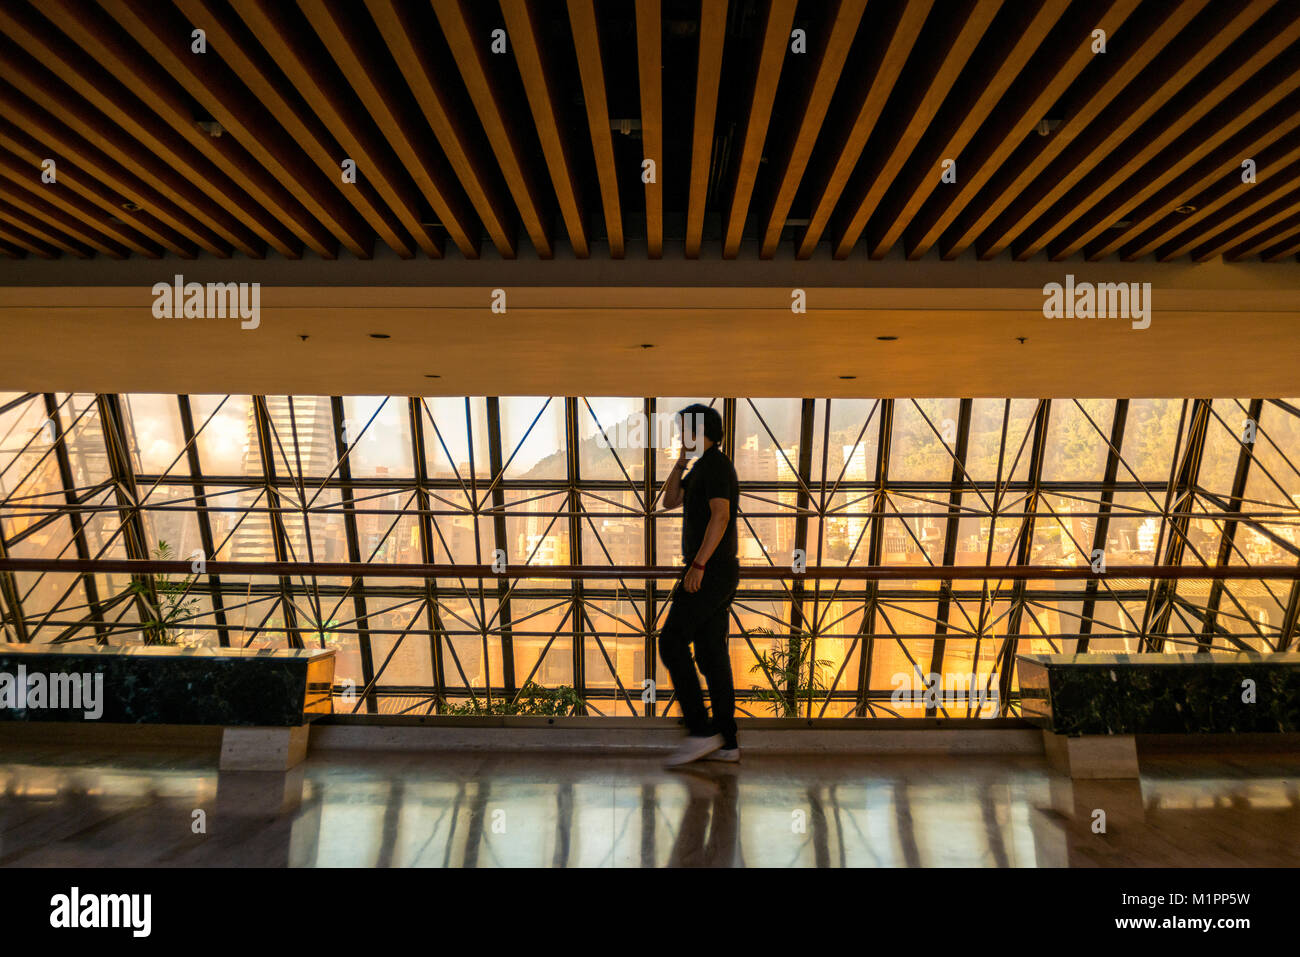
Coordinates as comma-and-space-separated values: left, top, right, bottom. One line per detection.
0, 746, 1297, 866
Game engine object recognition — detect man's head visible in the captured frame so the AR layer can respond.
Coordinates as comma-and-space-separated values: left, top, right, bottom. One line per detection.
677, 403, 723, 456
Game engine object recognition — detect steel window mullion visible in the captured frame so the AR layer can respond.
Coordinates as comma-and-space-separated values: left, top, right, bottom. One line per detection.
485, 397, 516, 700
410, 397, 448, 707
926, 397, 972, 715
1199, 398, 1264, 646
42, 393, 108, 642
331, 396, 377, 713
1076, 398, 1129, 654
855, 398, 893, 716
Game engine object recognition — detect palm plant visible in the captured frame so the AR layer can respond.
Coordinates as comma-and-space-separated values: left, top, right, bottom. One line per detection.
127, 540, 201, 645
747, 627, 834, 718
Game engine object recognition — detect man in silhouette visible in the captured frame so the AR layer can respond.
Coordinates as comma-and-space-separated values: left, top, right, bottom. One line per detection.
659, 403, 741, 766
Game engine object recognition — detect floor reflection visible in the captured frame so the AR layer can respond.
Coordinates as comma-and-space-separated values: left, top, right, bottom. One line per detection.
0, 747, 1297, 867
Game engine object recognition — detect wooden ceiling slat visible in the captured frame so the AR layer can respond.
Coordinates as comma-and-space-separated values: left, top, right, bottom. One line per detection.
0, 0, 1294, 265
903, 0, 1143, 260
834, 0, 1003, 260
1051, 36, 1300, 262
0, 219, 59, 258
501, 0, 588, 258
0, 184, 129, 258
1077, 28, 1300, 260
1012, 4, 1297, 261
177, 0, 414, 259
229, 0, 442, 259
1197, 191, 1300, 261
759, 0, 857, 257
1260, 231, 1300, 261
366, 0, 516, 258
432, 0, 553, 258
1147, 148, 1300, 261
567, 0, 622, 258
300, 0, 481, 259
723, 0, 798, 258
98, 0, 361, 260
0, 201, 95, 258
868, 0, 1070, 259
635, 0, 663, 259
798, 0, 933, 260
0, 84, 227, 257
686, 0, 729, 259
954, 0, 1215, 260
0, 150, 161, 258
0, 133, 194, 258
0, 1, 278, 260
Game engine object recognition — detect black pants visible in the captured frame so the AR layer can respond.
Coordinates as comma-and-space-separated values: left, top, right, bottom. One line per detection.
657, 565, 739, 749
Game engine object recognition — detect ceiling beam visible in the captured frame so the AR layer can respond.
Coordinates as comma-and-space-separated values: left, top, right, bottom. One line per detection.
230, 0, 444, 258
1210, 193, 1300, 260
760, 0, 864, 258
567, 0, 622, 258
686, 0, 729, 258
834, 0, 1002, 260
500, 0, 588, 257
798, 0, 933, 259
0, 184, 128, 258
1077, 17, 1300, 261
299, 0, 482, 258
723, 0, 798, 258
178, 0, 414, 258
432, 0, 553, 258
635, 0, 663, 259
903, 0, 1142, 259
0, 201, 94, 258
869, 0, 1070, 259
953, 0, 1214, 260
1151, 150, 1300, 261
366, 0, 516, 258
0, 82, 228, 257
0, 134, 192, 258
1027, 5, 1300, 261
97, 0, 354, 259
0, 0, 281, 259
0, 219, 58, 258
0, 150, 160, 258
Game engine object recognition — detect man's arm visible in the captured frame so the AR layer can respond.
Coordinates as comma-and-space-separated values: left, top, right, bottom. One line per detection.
661, 453, 689, 509
693, 498, 730, 566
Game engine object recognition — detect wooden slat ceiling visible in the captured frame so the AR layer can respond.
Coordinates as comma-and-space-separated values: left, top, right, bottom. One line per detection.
0, 0, 1297, 264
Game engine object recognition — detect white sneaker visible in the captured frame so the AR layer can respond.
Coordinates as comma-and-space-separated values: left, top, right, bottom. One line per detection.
703, 747, 740, 763
664, 733, 725, 767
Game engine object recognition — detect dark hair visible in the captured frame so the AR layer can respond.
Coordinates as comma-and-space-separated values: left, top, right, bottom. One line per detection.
677, 403, 723, 444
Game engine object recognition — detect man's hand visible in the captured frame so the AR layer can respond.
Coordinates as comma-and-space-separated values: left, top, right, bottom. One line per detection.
683, 565, 704, 593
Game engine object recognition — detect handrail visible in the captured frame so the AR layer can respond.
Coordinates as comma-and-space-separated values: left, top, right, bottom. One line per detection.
1, 558, 1297, 580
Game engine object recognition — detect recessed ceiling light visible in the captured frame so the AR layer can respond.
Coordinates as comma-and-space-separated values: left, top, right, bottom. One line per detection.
369, 333, 390, 339
120, 201, 142, 212
1112, 220, 1132, 229
1174, 205, 1196, 214
876, 335, 898, 341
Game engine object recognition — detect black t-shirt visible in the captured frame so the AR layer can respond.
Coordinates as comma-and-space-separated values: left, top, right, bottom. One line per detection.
681, 445, 739, 569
